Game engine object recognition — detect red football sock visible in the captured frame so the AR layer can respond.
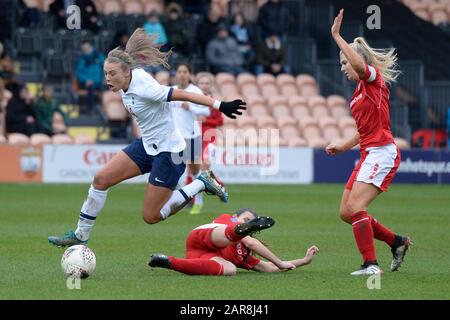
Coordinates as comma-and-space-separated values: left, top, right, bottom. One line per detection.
350, 211, 377, 264
370, 216, 396, 247
224, 223, 244, 242
169, 257, 223, 275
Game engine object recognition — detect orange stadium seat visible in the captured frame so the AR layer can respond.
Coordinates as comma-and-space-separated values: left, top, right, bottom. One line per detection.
7, 133, 30, 146
256, 73, 276, 87
240, 83, 260, 99
319, 117, 341, 143
429, 3, 448, 25
0, 135, 6, 144
52, 134, 74, 144
296, 74, 318, 97
215, 73, 235, 87
246, 95, 266, 107
272, 105, 291, 119
74, 134, 96, 144
306, 136, 328, 148
287, 136, 307, 147
256, 115, 277, 129
30, 133, 52, 146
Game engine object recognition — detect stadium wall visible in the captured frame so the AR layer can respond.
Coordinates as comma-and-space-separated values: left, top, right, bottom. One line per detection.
1, 145, 449, 184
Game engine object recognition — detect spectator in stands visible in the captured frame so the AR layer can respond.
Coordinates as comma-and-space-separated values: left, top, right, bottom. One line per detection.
170, 0, 208, 16
257, 0, 289, 39
197, 3, 226, 56
18, 0, 41, 28
109, 31, 130, 51
5, 84, 37, 136
0, 43, 19, 91
50, 0, 99, 32
163, 2, 190, 57
34, 84, 67, 136
206, 23, 246, 75
143, 10, 169, 50
0, 78, 8, 135
255, 33, 289, 76
76, 40, 105, 113
229, 13, 255, 69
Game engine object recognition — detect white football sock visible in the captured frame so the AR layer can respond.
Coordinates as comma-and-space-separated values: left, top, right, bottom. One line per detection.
194, 192, 203, 206
75, 185, 108, 241
159, 180, 205, 219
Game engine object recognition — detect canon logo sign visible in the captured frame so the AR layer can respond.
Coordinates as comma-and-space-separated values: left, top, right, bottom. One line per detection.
83, 149, 117, 165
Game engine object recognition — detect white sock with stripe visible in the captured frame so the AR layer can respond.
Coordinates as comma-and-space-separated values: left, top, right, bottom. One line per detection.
160, 180, 205, 219
75, 185, 108, 241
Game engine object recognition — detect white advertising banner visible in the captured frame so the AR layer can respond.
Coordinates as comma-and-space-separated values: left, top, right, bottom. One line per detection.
43, 145, 149, 183
43, 145, 313, 184
211, 147, 313, 184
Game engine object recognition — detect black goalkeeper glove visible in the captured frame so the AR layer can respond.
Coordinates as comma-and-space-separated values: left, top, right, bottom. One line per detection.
218, 99, 247, 119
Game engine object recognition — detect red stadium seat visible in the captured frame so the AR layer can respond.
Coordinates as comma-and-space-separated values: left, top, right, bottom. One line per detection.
288, 95, 307, 108
52, 134, 74, 144
292, 105, 310, 121
236, 73, 257, 87
272, 105, 291, 119
215, 73, 235, 87
249, 105, 269, 118
0, 135, 6, 144
256, 115, 277, 129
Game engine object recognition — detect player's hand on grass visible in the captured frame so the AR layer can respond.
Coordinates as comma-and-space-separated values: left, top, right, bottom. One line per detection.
331, 9, 344, 37
304, 246, 319, 264
219, 99, 246, 119
325, 143, 345, 155
277, 261, 296, 271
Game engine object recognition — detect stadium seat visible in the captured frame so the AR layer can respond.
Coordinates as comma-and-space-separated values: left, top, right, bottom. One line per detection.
260, 83, 279, 99
299, 117, 322, 140
267, 95, 288, 109
74, 134, 96, 144
292, 105, 310, 121
330, 106, 349, 119
411, 3, 430, 20
237, 73, 257, 87
236, 116, 256, 129
215, 73, 235, 87
256, 115, 277, 129
124, 0, 144, 14
429, 3, 448, 25
276, 74, 298, 97
143, 0, 165, 15
241, 83, 260, 99
155, 71, 170, 85
288, 95, 307, 108
103, 0, 123, 15
23, 0, 40, 9
308, 95, 329, 118
394, 137, 411, 149
30, 133, 51, 146
296, 74, 318, 97
102, 91, 122, 109
51, 134, 74, 144
246, 95, 266, 107
249, 104, 269, 118
276, 116, 297, 128
327, 95, 347, 109
41, 0, 55, 11
287, 136, 307, 147
272, 105, 291, 119
0, 135, 6, 144
306, 136, 328, 148
104, 101, 128, 121
52, 113, 67, 134
256, 73, 276, 87
319, 117, 341, 142
280, 125, 301, 141
7, 133, 30, 146
220, 83, 239, 98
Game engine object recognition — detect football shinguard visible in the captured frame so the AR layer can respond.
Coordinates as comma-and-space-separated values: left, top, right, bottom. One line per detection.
75, 185, 108, 241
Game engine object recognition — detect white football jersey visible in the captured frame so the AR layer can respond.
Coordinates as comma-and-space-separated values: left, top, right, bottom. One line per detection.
120, 68, 185, 156
171, 83, 211, 139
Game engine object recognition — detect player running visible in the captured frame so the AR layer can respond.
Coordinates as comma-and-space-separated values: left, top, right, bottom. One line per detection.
326, 9, 411, 276
149, 208, 319, 276
48, 28, 246, 247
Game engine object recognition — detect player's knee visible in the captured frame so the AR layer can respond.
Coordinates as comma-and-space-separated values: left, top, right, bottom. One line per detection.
222, 263, 237, 276
339, 204, 353, 223
93, 173, 111, 190
142, 211, 162, 224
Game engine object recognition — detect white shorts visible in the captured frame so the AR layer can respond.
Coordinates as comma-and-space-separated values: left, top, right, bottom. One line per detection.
346, 143, 401, 191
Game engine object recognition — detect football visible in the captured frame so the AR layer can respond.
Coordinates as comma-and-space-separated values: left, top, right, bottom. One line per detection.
61, 245, 96, 278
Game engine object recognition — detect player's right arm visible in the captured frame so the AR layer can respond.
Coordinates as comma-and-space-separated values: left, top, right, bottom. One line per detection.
326, 132, 360, 156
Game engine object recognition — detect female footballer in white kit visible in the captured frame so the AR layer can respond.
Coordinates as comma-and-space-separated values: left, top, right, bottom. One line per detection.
48, 29, 246, 246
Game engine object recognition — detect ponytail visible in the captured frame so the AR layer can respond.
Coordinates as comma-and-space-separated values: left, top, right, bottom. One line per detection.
349, 37, 401, 85
106, 28, 172, 70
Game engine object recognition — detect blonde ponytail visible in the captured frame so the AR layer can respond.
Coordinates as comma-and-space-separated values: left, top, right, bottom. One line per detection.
349, 37, 401, 85
106, 28, 172, 69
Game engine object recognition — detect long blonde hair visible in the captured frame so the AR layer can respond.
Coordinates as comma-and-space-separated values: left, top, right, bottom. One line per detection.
346, 37, 401, 85
106, 28, 171, 70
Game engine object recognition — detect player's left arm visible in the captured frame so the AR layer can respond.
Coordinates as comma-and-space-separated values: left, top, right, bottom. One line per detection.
242, 237, 295, 271
252, 246, 319, 273
171, 89, 246, 119
331, 9, 366, 79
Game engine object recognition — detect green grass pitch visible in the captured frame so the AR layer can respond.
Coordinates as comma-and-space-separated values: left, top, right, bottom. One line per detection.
0, 183, 449, 300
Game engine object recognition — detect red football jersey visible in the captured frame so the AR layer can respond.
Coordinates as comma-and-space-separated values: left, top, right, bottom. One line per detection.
349, 64, 394, 150
213, 214, 261, 270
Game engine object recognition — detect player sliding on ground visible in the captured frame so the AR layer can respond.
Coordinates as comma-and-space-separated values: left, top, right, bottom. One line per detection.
48, 28, 246, 247
326, 9, 411, 276
148, 208, 319, 275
